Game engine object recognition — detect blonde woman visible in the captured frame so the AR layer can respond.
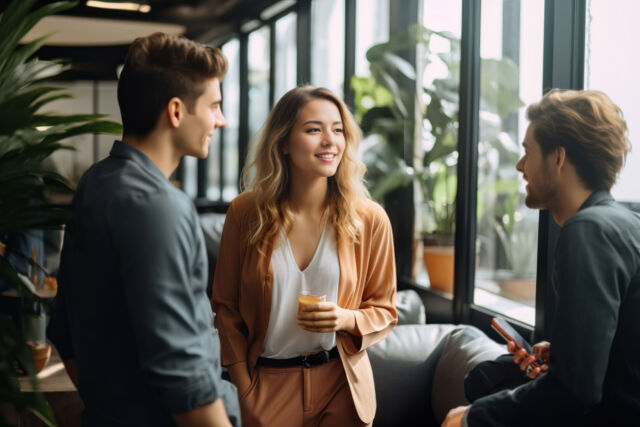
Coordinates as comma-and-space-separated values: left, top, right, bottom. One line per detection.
212, 86, 397, 426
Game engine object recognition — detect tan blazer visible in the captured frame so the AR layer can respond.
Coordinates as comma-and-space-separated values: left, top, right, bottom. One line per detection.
211, 191, 397, 424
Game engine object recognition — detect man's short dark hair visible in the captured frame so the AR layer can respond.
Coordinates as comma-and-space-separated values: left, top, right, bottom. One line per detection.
117, 32, 227, 137
527, 89, 630, 191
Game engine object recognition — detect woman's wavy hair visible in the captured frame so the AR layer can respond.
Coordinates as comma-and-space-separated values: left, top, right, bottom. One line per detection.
242, 86, 369, 246
527, 89, 630, 191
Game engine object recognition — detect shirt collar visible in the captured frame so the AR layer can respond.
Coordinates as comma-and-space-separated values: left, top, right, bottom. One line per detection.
109, 140, 168, 183
578, 189, 614, 212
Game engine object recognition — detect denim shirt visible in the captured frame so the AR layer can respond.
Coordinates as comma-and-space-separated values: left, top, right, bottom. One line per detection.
48, 141, 240, 426
467, 190, 640, 426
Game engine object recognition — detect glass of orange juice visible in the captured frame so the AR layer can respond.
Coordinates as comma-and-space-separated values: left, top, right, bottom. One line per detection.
298, 291, 326, 315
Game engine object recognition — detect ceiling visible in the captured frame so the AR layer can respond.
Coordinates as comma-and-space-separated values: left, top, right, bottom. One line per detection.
1, 0, 283, 80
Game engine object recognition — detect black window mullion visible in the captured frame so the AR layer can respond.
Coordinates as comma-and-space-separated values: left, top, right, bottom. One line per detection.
386, 0, 420, 281
343, 0, 356, 110
197, 158, 207, 199
269, 20, 276, 108
296, 0, 311, 85
238, 32, 250, 188
453, 0, 481, 324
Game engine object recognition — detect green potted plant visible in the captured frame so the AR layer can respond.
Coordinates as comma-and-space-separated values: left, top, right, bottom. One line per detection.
493, 204, 538, 304
354, 24, 524, 292
0, 0, 122, 424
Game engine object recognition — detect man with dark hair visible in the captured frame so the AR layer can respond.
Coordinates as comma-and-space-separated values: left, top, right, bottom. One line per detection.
48, 33, 240, 426
443, 89, 640, 426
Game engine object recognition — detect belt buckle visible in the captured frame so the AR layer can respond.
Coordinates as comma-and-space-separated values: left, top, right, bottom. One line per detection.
301, 354, 312, 368
301, 350, 330, 368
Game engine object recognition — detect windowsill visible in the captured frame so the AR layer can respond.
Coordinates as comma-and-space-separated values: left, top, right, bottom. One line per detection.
409, 268, 535, 325
473, 288, 535, 325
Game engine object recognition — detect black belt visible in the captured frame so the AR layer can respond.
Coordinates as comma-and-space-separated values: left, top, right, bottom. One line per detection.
257, 347, 339, 368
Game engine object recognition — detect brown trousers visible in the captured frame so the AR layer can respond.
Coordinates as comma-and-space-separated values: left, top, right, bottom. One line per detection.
239, 358, 368, 427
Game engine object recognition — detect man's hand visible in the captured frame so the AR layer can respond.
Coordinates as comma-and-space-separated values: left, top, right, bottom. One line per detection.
297, 302, 356, 334
507, 340, 550, 379
442, 405, 469, 427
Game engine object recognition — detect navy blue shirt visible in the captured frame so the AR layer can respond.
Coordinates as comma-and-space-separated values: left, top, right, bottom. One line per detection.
48, 141, 240, 426
468, 190, 640, 426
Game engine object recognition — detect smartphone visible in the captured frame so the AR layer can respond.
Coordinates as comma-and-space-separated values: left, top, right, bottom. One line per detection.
491, 317, 541, 368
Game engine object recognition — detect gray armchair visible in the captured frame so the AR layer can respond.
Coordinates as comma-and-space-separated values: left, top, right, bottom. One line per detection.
368, 290, 505, 426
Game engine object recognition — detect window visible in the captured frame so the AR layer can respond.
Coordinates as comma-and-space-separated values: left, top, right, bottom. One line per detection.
585, 0, 640, 205
220, 39, 241, 201
248, 27, 271, 148
274, 12, 297, 101
415, 0, 462, 293
354, 0, 389, 77
474, 0, 544, 325
182, 156, 198, 199
310, 0, 345, 96
207, 129, 222, 201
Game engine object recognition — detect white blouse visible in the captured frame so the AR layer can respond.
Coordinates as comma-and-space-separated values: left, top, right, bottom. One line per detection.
261, 225, 340, 359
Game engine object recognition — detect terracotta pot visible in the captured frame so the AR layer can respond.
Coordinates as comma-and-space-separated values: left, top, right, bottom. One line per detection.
0, 241, 5, 257
498, 277, 536, 303
423, 234, 455, 294
26, 341, 51, 373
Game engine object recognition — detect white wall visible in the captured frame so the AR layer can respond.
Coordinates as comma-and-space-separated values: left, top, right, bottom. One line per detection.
585, 0, 640, 203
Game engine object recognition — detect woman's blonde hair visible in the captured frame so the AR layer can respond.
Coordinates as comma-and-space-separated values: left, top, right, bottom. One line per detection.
242, 86, 369, 246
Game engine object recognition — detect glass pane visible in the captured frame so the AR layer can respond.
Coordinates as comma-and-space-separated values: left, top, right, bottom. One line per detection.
248, 26, 271, 149
475, 0, 544, 325
206, 129, 221, 201
182, 156, 197, 199
413, 0, 462, 293
274, 12, 297, 101
355, 0, 389, 77
221, 39, 240, 201
585, 0, 640, 205
310, 0, 345, 97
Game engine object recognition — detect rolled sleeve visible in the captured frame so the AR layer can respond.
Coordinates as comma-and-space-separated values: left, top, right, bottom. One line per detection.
116, 192, 222, 413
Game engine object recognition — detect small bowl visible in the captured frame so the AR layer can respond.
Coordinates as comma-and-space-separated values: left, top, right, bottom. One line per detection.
26, 341, 51, 373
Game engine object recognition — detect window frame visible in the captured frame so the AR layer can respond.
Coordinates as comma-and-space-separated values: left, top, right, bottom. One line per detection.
190, 0, 589, 340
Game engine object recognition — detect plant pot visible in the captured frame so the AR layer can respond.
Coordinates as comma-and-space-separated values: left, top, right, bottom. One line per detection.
423, 234, 455, 294
26, 341, 51, 373
498, 277, 536, 303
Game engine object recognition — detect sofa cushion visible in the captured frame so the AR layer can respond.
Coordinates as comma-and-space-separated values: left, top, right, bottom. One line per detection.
368, 324, 456, 427
431, 325, 505, 422
395, 289, 426, 325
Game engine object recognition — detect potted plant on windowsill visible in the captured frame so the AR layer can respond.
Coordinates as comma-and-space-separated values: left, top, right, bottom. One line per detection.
0, 0, 122, 423
354, 24, 524, 293
420, 157, 457, 293
493, 206, 538, 304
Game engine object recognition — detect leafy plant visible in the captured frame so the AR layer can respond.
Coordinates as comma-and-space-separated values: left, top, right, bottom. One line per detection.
355, 24, 524, 237
494, 210, 538, 279
0, 0, 122, 424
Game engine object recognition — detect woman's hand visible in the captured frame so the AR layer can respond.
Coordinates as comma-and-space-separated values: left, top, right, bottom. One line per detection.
297, 302, 357, 334
507, 340, 550, 379
227, 362, 252, 396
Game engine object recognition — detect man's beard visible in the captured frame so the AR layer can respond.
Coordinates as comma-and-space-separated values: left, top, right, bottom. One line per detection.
524, 171, 558, 210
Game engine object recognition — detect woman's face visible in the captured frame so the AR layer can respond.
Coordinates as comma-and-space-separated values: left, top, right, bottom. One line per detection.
283, 99, 345, 181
